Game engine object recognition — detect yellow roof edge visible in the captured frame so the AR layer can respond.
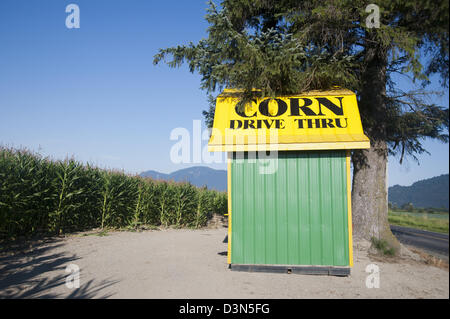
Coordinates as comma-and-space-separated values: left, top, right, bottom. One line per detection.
208, 141, 370, 152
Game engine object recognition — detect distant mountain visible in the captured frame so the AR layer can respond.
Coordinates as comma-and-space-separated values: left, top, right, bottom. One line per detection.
141, 168, 448, 208
388, 174, 449, 210
140, 170, 170, 180
140, 166, 227, 192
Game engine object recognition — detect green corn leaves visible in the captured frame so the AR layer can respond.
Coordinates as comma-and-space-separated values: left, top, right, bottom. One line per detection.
0, 147, 228, 239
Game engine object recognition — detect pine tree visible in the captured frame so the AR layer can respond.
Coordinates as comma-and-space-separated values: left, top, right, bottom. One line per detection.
154, 0, 449, 252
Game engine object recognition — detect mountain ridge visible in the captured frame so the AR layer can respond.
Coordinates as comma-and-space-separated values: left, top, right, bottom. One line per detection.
388, 173, 449, 210
140, 166, 227, 191
140, 167, 448, 209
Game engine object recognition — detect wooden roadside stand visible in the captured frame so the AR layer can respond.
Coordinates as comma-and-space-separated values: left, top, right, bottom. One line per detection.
208, 89, 370, 275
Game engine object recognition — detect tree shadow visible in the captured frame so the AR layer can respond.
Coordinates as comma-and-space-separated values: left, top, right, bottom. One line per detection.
65, 278, 119, 299
0, 240, 118, 299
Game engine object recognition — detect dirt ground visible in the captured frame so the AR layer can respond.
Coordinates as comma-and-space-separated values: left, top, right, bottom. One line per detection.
0, 227, 448, 299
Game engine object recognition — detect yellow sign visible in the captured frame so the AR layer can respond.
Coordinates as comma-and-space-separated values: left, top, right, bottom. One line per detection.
208, 89, 370, 152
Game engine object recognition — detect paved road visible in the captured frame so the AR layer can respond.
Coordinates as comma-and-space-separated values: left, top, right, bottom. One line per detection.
391, 225, 449, 258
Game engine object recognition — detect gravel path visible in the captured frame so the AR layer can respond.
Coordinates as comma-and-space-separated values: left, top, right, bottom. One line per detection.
0, 228, 448, 298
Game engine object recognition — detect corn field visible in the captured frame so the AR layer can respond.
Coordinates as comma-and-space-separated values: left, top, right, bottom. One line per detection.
0, 147, 228, 239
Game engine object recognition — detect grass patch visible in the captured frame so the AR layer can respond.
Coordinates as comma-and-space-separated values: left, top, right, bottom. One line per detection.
371, 237, 397, 256
80, 229, 109, 237
388, 211, 449, 233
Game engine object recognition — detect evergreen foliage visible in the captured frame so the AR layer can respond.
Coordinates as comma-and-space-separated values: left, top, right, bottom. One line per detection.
154, 0, 449, 162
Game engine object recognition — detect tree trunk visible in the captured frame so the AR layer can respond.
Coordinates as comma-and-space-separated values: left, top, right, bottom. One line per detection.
351, 30, 400, 252
351, 142, 400, 251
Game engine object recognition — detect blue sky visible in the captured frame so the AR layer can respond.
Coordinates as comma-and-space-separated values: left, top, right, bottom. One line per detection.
0, 0, 448, 187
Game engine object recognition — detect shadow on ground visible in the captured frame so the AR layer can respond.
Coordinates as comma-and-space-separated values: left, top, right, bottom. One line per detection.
0, 239, 118, 298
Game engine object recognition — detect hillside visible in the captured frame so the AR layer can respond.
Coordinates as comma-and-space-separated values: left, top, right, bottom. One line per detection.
140, 166, 227, 192
388, 174, 449, 210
